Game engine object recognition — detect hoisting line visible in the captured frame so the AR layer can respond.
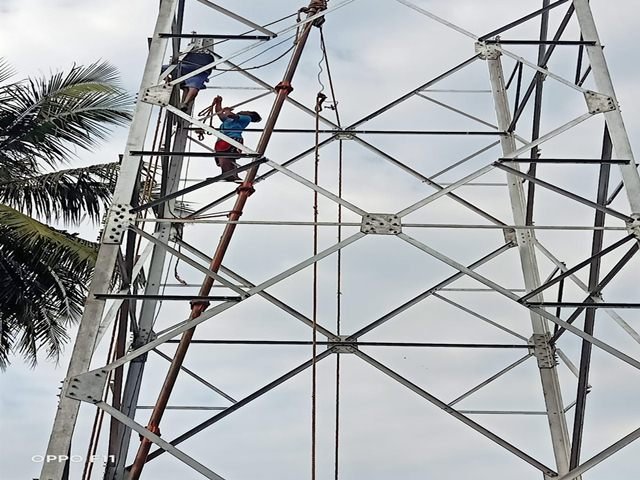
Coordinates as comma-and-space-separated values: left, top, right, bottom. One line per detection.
127, 2, 328, 478
312, 90, 326, 480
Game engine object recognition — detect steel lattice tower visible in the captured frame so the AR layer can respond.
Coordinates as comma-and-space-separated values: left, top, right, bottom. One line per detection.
40, 1, 640, 479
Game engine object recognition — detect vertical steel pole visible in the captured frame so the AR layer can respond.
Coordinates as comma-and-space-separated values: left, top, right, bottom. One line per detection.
484, 47, 574, 477
572, 0, 640, 216
569, 127, 612, 468
39, 2, 179, 479
127, 2, 328, 478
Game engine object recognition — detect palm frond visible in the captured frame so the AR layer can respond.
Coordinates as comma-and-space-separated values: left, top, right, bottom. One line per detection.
0, 61, 133, 170
0, 204, 100, 367
0, 162, 118, 224
0, 58, 15, 84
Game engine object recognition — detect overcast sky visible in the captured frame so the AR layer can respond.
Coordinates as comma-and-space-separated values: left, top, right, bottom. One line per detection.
1, 1, 640, 480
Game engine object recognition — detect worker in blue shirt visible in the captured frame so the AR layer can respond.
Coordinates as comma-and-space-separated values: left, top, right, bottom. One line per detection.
212, 95, 262, 181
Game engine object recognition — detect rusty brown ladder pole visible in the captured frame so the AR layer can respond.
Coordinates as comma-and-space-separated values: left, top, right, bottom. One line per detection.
127, 2, 328, 478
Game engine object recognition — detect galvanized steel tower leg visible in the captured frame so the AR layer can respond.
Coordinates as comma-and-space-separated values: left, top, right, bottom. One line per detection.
39, 1, 179, 479
571, 0, 640, 216
105, 119, 188, 480
483, 46, 574, 477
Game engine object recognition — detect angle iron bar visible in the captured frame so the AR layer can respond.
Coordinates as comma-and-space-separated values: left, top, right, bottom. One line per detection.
554, 426, 640, 480
493, 44, 590, 94
100, 232, 364, 375
132, 157, 267, 213
478, 0, 570, 41
535, 240, 640, 344
168, 0, 355, 86
354, 349, 557, 476
551, 243, 640, 342
189, 135, 338, 217
394, 163, 497, 218
556, 349, 581, 379
152, 349, 237, 403
131, 226, 249, 297
486, 40, 596, 45
97, 402, 227, 480
165, 339, 529, 348
502, 113, 594, 160
427, 141, 501, 180
509, 3, 577, 130
352, 137, 506, 226
448, 354, 533, 406
395, 0, 478, 40
40, 3, 179, 478
348, 243, 513, 339
139, 219, 629, 230
495, 163, 633, 222
193, 0, 274, 35
458, 410, 549, 415
518, 234, 635, 302
130, 150, 261, 157
110, 116, 192, 479
191, 127, 506, 135
96, 239, 155, 346
164, 104, 256, 152
397, 232, 640, 371
144, 349, 334, 463
136, 406, 226, 410
571, 131, 611, 469
432, 293, 528, 341
528, 302, 640, 309
175, 240, 340, 340
533, 0, 569, 231
498, 158, 631, 164
159, 33, 271, 40
573, 0, 640, 214
415, 93, 499, 130
348, 55, 479, 129
212, 52, 339, 128
94, 294, 242, 302
265, 159, 368, 216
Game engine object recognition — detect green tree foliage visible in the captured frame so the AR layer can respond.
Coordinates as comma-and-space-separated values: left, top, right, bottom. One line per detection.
0, 60, 132, 368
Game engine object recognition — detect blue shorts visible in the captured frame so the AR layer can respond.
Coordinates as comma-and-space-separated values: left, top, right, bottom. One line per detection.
163, 52, 213, 90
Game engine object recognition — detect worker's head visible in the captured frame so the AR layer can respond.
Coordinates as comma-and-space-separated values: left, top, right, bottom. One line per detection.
239, 111, 261, 122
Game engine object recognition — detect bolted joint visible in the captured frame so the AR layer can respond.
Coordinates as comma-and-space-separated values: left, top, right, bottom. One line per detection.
66, 369, 108, 404
584, 90, 617, 114
103, 204, 135, 245
190, 299, 211, 310
275, 81, 294, 94
361, 213, 402, 235
141, 84, 172, 107
336, 130, 355, 141
626, 217, 640, 239
140, 424, 161, 442
328, 335, 357, 354
236, 183, 256, 196
528, 334, 557, 369
475, 42, 501, 60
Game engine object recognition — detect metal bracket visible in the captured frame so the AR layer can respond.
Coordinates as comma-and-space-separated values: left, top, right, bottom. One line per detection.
502, 227, 517, 245
529, 334, 557, 369
328, 336, 358, 353
627, 217, 640, 239
336, 130, 355, 140
361, 213, 402, 235
584, 90, 617, 114
66, 369, 108, 404
475, 42, 501, 60
103, 203, 135, 245
142, 84, 173, 107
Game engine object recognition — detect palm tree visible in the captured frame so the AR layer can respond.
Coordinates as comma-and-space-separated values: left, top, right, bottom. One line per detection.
0, 60, 133, 368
